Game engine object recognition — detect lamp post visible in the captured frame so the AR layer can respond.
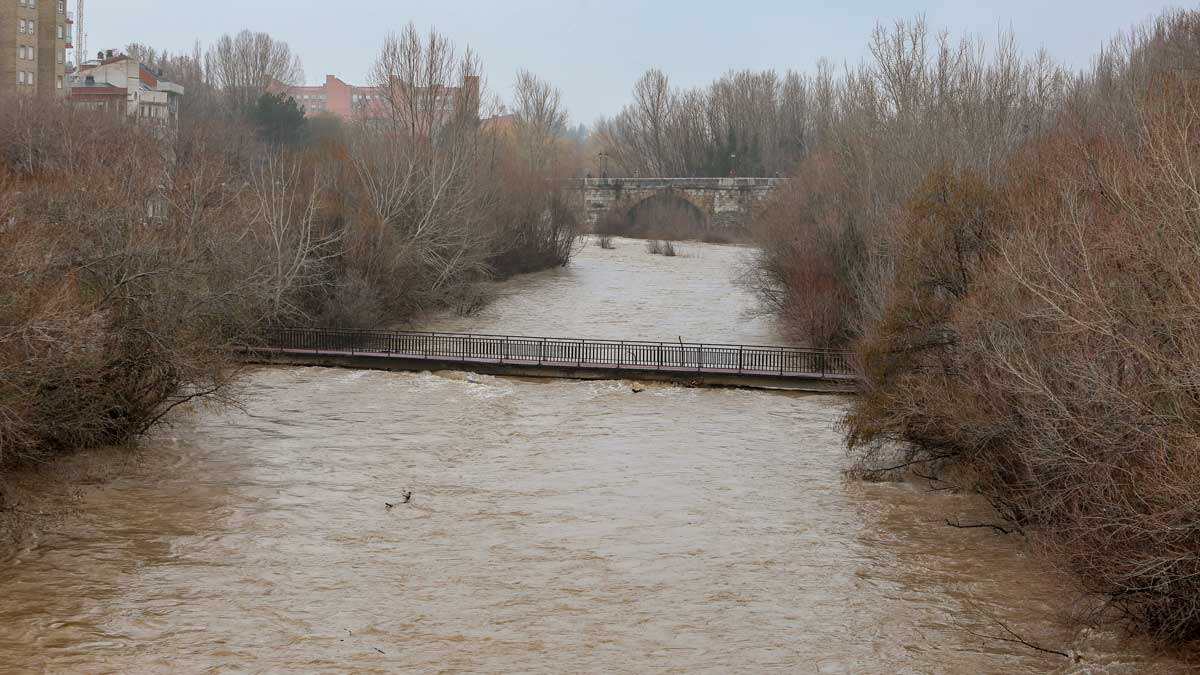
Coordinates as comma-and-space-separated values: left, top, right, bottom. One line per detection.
598, 152, 609, 179
729, 153, 737, 178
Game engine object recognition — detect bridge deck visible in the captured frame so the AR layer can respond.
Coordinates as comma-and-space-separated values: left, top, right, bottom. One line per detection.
247, 328, 855, 391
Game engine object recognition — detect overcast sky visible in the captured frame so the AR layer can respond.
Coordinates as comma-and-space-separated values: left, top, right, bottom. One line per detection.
90, 0, 1173, 125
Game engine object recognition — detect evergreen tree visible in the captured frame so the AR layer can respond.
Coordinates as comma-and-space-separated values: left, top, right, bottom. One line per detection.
250, 93, 307, 146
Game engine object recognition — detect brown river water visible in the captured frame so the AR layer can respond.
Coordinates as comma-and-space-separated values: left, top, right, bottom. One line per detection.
0, 237, 1186, 673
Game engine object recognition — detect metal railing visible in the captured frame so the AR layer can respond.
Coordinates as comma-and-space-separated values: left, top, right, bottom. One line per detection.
256, 327, 854, 380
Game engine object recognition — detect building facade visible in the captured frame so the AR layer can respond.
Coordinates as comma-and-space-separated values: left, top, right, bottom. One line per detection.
0, 0, 72, 98
69, 52, 184, 125
283, 74, 480, 126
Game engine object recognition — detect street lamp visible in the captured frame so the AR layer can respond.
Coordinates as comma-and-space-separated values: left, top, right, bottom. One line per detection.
597, 151, 609, 179
729, 153, 737, 178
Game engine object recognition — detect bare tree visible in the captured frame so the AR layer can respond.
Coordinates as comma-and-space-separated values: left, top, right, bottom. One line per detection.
246, 153, 344, 321
369, 23, 482, 142
512, 70, 568, 173
205, 30, 304, 114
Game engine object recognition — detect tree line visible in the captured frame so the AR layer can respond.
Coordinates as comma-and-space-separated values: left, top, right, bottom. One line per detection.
0, 25, 582, 471
593, 67, 826, 177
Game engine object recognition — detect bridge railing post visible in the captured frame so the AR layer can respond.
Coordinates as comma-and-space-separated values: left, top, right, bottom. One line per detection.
737, 346, 743, 374
539, 338, 545, 365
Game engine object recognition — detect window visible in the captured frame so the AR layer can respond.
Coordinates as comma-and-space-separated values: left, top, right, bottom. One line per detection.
18, 20, 25, 34
57, 26, 63, 39
29, 21, 34, 34
58, 0, 64, 12
58, 50, 64, 64
27, 72, 33, 86
18, 47, 24, 60
18, 72, 25, 85
57, 76, 63, 89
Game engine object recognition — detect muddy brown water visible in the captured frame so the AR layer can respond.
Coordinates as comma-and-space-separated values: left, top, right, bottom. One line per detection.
0, 237, 1183, 672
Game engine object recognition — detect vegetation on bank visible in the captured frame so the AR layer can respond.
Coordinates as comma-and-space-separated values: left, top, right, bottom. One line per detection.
744, 10, 1200, 644
0, 25, 581, 472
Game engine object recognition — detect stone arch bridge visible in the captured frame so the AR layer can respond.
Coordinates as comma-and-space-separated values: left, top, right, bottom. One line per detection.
567, 178, 781, 232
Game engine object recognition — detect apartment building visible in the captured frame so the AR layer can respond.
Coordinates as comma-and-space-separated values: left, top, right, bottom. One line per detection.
69, 52, 184, 125
0, 0, 72, 97
284, 73, 480, 125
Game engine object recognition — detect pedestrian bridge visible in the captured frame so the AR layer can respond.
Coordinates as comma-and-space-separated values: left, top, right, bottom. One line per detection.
246, 327, 855, 392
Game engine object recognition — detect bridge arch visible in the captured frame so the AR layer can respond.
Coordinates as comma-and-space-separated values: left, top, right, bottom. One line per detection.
579, 177, 781, 234
623, 188, 709, 237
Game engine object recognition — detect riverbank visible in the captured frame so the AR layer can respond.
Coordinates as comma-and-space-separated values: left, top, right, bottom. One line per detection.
0, 236, 1192, 671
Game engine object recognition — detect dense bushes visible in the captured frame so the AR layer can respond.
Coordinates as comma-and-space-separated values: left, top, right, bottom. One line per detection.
747, 19, 1060, 347
0, 106, 255, 467
766, 10, 1200, 643
0, 26, 581, 471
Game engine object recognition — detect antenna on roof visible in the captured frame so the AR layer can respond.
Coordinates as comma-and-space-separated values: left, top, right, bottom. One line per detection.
75, 0, 86, 70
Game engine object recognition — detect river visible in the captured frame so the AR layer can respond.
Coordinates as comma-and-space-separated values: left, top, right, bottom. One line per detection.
0, 237, 1184, 672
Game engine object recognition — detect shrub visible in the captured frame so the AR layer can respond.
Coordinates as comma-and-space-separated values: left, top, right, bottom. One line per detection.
846, 11, 1200, 642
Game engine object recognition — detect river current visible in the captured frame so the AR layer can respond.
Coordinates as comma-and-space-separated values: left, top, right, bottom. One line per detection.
0, 238, 1183, 672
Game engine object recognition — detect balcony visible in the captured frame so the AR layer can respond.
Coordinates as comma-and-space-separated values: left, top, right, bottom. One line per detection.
66, 11, 74, 24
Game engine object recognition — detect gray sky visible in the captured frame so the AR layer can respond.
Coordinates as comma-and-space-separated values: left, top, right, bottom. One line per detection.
91, 0, 1174, 125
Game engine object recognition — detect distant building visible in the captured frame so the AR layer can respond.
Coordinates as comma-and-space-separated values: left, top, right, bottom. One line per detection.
482, 113, 517, 133
0, 0, 74, 98
282, 73, 480, 126
69, 51, 184, 125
